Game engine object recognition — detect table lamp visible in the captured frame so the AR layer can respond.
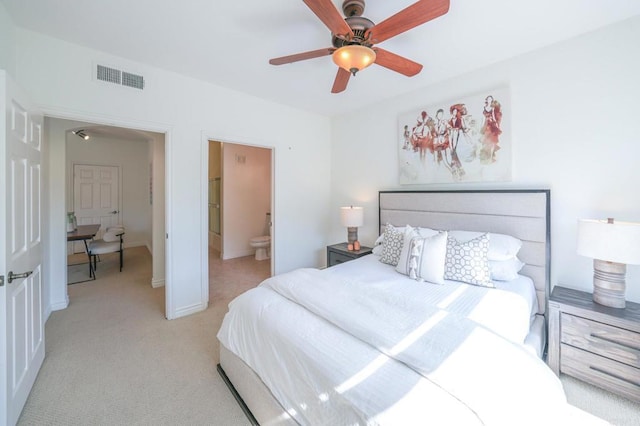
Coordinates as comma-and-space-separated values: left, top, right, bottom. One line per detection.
577, 218, 640, 308
340, 206, 363, 251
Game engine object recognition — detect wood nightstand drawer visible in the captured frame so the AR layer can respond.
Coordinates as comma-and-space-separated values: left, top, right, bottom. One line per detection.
326, 243, 372, 267
561, 344, 640, 402
549, 286, 640, 403
328, 251, 354, 266
561, 313, 640, 368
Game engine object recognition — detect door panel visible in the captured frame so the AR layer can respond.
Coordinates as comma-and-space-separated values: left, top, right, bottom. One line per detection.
71, 164, 120, 253
1, 71, 45, 426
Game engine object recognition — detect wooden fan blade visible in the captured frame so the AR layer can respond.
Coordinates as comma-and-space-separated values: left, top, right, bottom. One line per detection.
303, 0, 354, 38
331, 68, 351, 93
269, 47, 335, 65
367, 0, 450, 44
374, 48, 423, 76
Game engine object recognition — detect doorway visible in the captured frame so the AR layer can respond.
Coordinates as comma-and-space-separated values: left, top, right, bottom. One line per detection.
51, 117, 167, 312
208, 140, 273, 299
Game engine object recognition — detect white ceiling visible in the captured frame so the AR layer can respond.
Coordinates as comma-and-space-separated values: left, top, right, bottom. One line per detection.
3, 0, 640, 117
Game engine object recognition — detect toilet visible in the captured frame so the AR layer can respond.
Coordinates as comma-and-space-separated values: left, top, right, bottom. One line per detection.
250, 213, 271, 261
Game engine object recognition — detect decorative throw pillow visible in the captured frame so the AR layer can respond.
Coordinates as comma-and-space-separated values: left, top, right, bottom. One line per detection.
395, 227, 439, 276
396, 227, 446, 268
444, 233, 494, 287
379, 224, 407, 266
396, 231, 447, 284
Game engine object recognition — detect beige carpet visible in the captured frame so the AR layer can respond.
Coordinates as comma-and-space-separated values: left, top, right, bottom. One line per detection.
67, 252, 95, 285
18, 247, 264, 425
18, 247, 639, 425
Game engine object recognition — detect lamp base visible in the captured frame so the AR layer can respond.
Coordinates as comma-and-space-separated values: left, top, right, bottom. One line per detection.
592, 259, 626, 308
347, 227, 358, 247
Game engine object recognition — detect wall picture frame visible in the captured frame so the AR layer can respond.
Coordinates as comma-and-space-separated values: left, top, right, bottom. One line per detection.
398, 87, 511, 184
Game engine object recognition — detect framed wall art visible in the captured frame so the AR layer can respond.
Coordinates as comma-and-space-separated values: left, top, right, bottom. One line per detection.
398, 87, 511, 184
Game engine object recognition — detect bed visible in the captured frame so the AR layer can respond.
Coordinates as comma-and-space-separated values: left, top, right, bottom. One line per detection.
216, 190, 606, 425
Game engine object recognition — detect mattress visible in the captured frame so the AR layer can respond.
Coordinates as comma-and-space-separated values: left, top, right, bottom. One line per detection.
218, 264, 574, 425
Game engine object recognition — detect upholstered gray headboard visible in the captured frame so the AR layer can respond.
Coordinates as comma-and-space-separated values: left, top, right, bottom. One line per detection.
379, 190, 550, 315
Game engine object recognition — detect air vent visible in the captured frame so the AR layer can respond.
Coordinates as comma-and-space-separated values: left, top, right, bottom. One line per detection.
122, 71, 145, 90
96, 64, 145, 90
97, 64, 121, 84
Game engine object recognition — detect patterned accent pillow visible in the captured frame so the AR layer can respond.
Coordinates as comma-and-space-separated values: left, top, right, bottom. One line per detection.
444, 233, 494, 287
379, 224, 406, 266
396, 231, 447, 284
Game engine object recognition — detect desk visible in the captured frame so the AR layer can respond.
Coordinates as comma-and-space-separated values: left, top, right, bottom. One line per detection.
67, 224, 100, 279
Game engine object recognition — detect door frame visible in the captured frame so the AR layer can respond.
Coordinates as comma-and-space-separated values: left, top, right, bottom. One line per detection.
201, 131, 275, 292
40, 107, 174, 319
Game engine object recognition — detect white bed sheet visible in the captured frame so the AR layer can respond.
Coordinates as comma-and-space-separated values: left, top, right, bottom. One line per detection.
219, 286, 484, 425
218, 268, 583, 425
323, 254, 537, 344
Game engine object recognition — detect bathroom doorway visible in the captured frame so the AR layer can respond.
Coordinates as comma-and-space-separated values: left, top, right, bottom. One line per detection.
208, 140, 273, 284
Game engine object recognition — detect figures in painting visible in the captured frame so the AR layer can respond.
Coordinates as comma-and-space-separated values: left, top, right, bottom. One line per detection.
433, 109, 450, 164
480, 95, 502, 164
399, 92, 506, 183
409, 111, 434, 160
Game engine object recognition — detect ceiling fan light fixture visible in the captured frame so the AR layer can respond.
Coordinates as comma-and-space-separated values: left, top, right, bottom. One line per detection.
332, 45, 376, 76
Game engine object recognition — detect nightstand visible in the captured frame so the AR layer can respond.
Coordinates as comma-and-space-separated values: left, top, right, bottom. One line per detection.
326, 243, 372, 267
548, 285, 640, 403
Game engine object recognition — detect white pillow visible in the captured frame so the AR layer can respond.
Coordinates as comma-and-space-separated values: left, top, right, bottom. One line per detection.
489, 257, 525, 281
396, 231, 447, 284
372, 245, 383, 256
395, 227, 438, 267
447, 230, 522, 261
444, 233, 494, 288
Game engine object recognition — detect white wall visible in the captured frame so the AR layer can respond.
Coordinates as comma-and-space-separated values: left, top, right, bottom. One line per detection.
9, 24, 331, 318
222, 143, 271, 259
65, 125, 152, 248
0, 2, 15, 75
330, 16, 640, 303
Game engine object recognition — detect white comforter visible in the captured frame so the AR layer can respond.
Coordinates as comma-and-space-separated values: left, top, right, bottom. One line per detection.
218, 267, 601, 425
321, 255, 536, 344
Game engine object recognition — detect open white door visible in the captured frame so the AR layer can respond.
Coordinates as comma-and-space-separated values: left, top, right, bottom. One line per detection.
0, 71, 45, 425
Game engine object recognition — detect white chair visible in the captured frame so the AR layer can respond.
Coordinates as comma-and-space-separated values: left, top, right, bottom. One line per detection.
89, 226, 125, 273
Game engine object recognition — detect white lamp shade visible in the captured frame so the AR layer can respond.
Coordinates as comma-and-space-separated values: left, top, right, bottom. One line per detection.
577, 219, 640, 265
340, 206, 364, 227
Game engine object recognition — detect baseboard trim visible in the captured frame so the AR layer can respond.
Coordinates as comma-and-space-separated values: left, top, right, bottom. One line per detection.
50, 296, 69, 312
171, 302, 207, 320
151, 278, 165, 288
222, 250, 255, 260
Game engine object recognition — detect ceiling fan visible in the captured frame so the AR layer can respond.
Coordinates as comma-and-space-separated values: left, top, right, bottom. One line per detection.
269, 0, 450, 93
